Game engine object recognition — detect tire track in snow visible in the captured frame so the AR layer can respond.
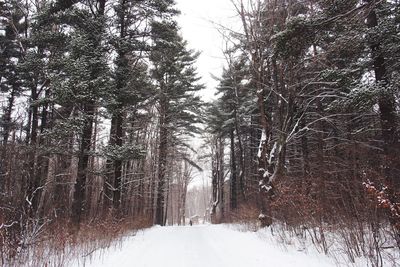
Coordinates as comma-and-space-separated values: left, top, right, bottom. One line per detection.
71, 224, 337, 267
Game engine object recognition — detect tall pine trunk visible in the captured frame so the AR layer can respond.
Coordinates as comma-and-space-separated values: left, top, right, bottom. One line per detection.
365, 1, 399, 190
113, 111, 124, 210
230, 128, 237, 210
26, 84, 40, 215
72, 102, 95, 224
155, 93, 168, 225
364, 0, 400, 247
71, 0, 106, 225
0, 85, 17, 192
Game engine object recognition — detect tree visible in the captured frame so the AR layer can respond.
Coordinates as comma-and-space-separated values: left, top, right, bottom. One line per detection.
0, 0, 205, 262
216, 2, 399, 252
150, 20, 204, 225
0, 0, 25, 191
105, 0, 153, 213
42, 0, 110, 224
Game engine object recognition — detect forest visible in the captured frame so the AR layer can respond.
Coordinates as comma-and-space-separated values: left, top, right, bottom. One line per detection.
0, 0, 399, 266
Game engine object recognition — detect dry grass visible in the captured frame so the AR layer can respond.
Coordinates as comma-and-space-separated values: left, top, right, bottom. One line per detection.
1, 215, 153, 266
222, 181, 400, 267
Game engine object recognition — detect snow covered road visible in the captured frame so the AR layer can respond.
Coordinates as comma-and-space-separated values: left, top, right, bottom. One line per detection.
71, 224, 337, 267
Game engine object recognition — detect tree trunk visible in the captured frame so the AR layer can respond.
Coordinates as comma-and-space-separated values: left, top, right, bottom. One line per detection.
255, 58, 273, 227
71, 102, 95, 224
365, 1, 399, 190
2, 86, 17, 147
233, 108, 246, 202
155, 94, 168, 225
300, 117, 311, 195
0, 85, 17, 191
211, 137, 218, 223
230, 128, 237, 210
26, 84, 40, 215
104, 114, 116, 214
112, 0, 127, 212
218, 137, 225, 221
71, 0, 106, 225
364, 0, 400, 246
112, 111, 124, 211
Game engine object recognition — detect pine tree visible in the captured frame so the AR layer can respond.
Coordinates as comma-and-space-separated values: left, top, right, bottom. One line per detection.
41, 1, 110, 224
150, 20, 204, 225
0, 0, 25, 190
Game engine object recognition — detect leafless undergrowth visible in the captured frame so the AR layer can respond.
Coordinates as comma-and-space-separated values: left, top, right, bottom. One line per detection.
1, 216, 152, 267
223, 182, 400, 267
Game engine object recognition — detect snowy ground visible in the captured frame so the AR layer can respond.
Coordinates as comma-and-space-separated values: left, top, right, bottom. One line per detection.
70, 224, 338, 267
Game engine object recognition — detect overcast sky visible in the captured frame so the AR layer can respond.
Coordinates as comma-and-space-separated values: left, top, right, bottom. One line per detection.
175, 0, 239, 102
174, 0, 241, 188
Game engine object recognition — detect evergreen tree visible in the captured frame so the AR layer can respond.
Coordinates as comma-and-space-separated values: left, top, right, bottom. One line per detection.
150, 20, 204, 225
42, 1, 110, 224
0, 0, 24, 149
0, 1, 25, 193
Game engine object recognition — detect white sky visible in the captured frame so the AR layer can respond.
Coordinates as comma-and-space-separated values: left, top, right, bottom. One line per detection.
174, 0, 241, 189
175, 0, 239, 102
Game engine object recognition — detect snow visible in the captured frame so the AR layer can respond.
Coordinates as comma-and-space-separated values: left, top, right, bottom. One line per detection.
263, 170, 271, 178
268, 141, 277, 164
70, 224, 337, 267
257, 129, 266, 158
261, 184, 273, 192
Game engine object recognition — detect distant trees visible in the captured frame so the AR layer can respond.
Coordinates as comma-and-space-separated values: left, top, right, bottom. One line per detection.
0, 0, 203, 261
